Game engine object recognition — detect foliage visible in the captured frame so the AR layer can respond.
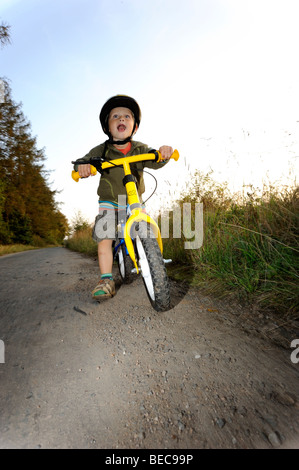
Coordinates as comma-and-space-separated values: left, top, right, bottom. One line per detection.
0, 78, 69, 245
8, 209, 33, 244
162, 170, 299, 317
0, 21, 11, 48
70, 211, 91, 234
64, 224, 98, 257
0, 244, 38, 256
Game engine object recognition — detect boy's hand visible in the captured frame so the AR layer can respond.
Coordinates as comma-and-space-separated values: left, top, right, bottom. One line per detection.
159, 146, 173, 161
78, 164, 92, 178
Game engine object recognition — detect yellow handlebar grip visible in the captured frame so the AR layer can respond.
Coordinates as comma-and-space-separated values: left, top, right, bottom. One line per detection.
157, 149, 180, 162
90, 165, 97, 176
71, 170, 80, 182
172, 149, 179, 161
71, 165, 97, 182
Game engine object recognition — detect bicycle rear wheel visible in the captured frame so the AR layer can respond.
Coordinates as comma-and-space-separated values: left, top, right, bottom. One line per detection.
134, 221, 170, 312
117, 241, 135, 284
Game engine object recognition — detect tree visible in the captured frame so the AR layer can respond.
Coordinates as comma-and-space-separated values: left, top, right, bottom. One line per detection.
0, 21, 11, 48
0, 179, 10, 243
0, 79, 69, 245
71, 211, 90, 234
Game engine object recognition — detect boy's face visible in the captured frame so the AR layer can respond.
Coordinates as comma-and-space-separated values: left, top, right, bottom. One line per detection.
108, 107, 137, 142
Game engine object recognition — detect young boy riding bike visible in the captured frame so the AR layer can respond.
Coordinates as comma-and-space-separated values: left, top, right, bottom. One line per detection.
75, 95, 173, 301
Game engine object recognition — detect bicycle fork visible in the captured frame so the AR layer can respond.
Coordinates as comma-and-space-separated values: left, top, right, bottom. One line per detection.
121, 160, 163, 274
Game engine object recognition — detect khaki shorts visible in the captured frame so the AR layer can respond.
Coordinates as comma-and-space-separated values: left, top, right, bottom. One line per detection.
92, 202, 127, 243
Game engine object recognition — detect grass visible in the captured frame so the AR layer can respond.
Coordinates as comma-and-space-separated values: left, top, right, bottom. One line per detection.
65, 172, 299, 318
162, 171, 299, 317
64, 226, 98, 257
0, 244, 41, 256
0, 236, 63, 256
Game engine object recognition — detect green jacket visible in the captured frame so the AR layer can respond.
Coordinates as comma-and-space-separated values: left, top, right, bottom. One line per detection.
76, 140, 168, 203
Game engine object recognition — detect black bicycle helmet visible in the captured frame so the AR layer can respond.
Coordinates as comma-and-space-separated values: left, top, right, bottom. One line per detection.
99, 95, 141, 143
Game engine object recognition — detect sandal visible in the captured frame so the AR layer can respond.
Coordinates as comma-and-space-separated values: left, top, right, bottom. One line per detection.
92, 278, 116, 301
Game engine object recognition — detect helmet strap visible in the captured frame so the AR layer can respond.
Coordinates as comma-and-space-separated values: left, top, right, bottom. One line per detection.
108, 135, 132, 145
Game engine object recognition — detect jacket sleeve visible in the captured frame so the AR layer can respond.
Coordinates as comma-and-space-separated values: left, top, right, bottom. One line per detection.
132, 142, 170, 171
144, 158, 169, 170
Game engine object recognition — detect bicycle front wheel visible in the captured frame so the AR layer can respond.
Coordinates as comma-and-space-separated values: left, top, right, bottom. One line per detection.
134, 221, 170, 312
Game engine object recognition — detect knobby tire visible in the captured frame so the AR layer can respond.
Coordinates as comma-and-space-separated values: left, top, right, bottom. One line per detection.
135, 221, 170, 312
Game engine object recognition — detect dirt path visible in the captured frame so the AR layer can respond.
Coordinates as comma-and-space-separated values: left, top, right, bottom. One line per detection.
0, 247, 298, 449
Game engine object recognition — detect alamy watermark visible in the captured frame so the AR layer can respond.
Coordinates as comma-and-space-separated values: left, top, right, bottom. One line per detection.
0, 79, 5, 104
160, 202, 203, 249
290, 339, 299, 364
93, 197, 203, 250
0, 340, 4, 363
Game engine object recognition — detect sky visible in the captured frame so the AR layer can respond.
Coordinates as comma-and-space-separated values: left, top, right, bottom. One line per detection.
1, 0, 298, 223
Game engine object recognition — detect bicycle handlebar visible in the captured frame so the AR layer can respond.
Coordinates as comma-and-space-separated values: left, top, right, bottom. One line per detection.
71, 149, 179, 182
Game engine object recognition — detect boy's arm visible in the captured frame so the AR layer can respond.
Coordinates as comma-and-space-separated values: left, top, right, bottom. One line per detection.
73, 143, 105, 177
144, 145, 173, 170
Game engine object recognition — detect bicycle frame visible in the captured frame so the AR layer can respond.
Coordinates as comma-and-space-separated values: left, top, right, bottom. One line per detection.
72, 150, 179, 274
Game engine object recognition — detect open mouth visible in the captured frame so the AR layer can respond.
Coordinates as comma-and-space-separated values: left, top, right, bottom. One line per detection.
117, 124, 126, 132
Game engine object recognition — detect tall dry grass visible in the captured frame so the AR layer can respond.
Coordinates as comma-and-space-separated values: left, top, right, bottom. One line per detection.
162, 170, 298, 316
64, 225, 98, 257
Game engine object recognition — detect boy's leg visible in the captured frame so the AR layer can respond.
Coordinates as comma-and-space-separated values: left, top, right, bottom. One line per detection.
92, 239, 115, 300
98, 239, 113, 274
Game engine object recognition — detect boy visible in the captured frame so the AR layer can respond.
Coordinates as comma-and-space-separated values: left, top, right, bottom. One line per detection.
76, 95, 173, 301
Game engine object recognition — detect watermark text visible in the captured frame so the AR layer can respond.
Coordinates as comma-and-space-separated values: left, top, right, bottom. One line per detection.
290, 339, 299, 364
93, 198, 203, 250
0, 340, 4, 363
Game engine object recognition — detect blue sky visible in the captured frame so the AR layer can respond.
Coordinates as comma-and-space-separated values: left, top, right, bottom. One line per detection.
1, 0, 298, 222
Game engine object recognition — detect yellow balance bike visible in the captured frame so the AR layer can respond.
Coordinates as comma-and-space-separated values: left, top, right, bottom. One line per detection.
72, 149, 179, 312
